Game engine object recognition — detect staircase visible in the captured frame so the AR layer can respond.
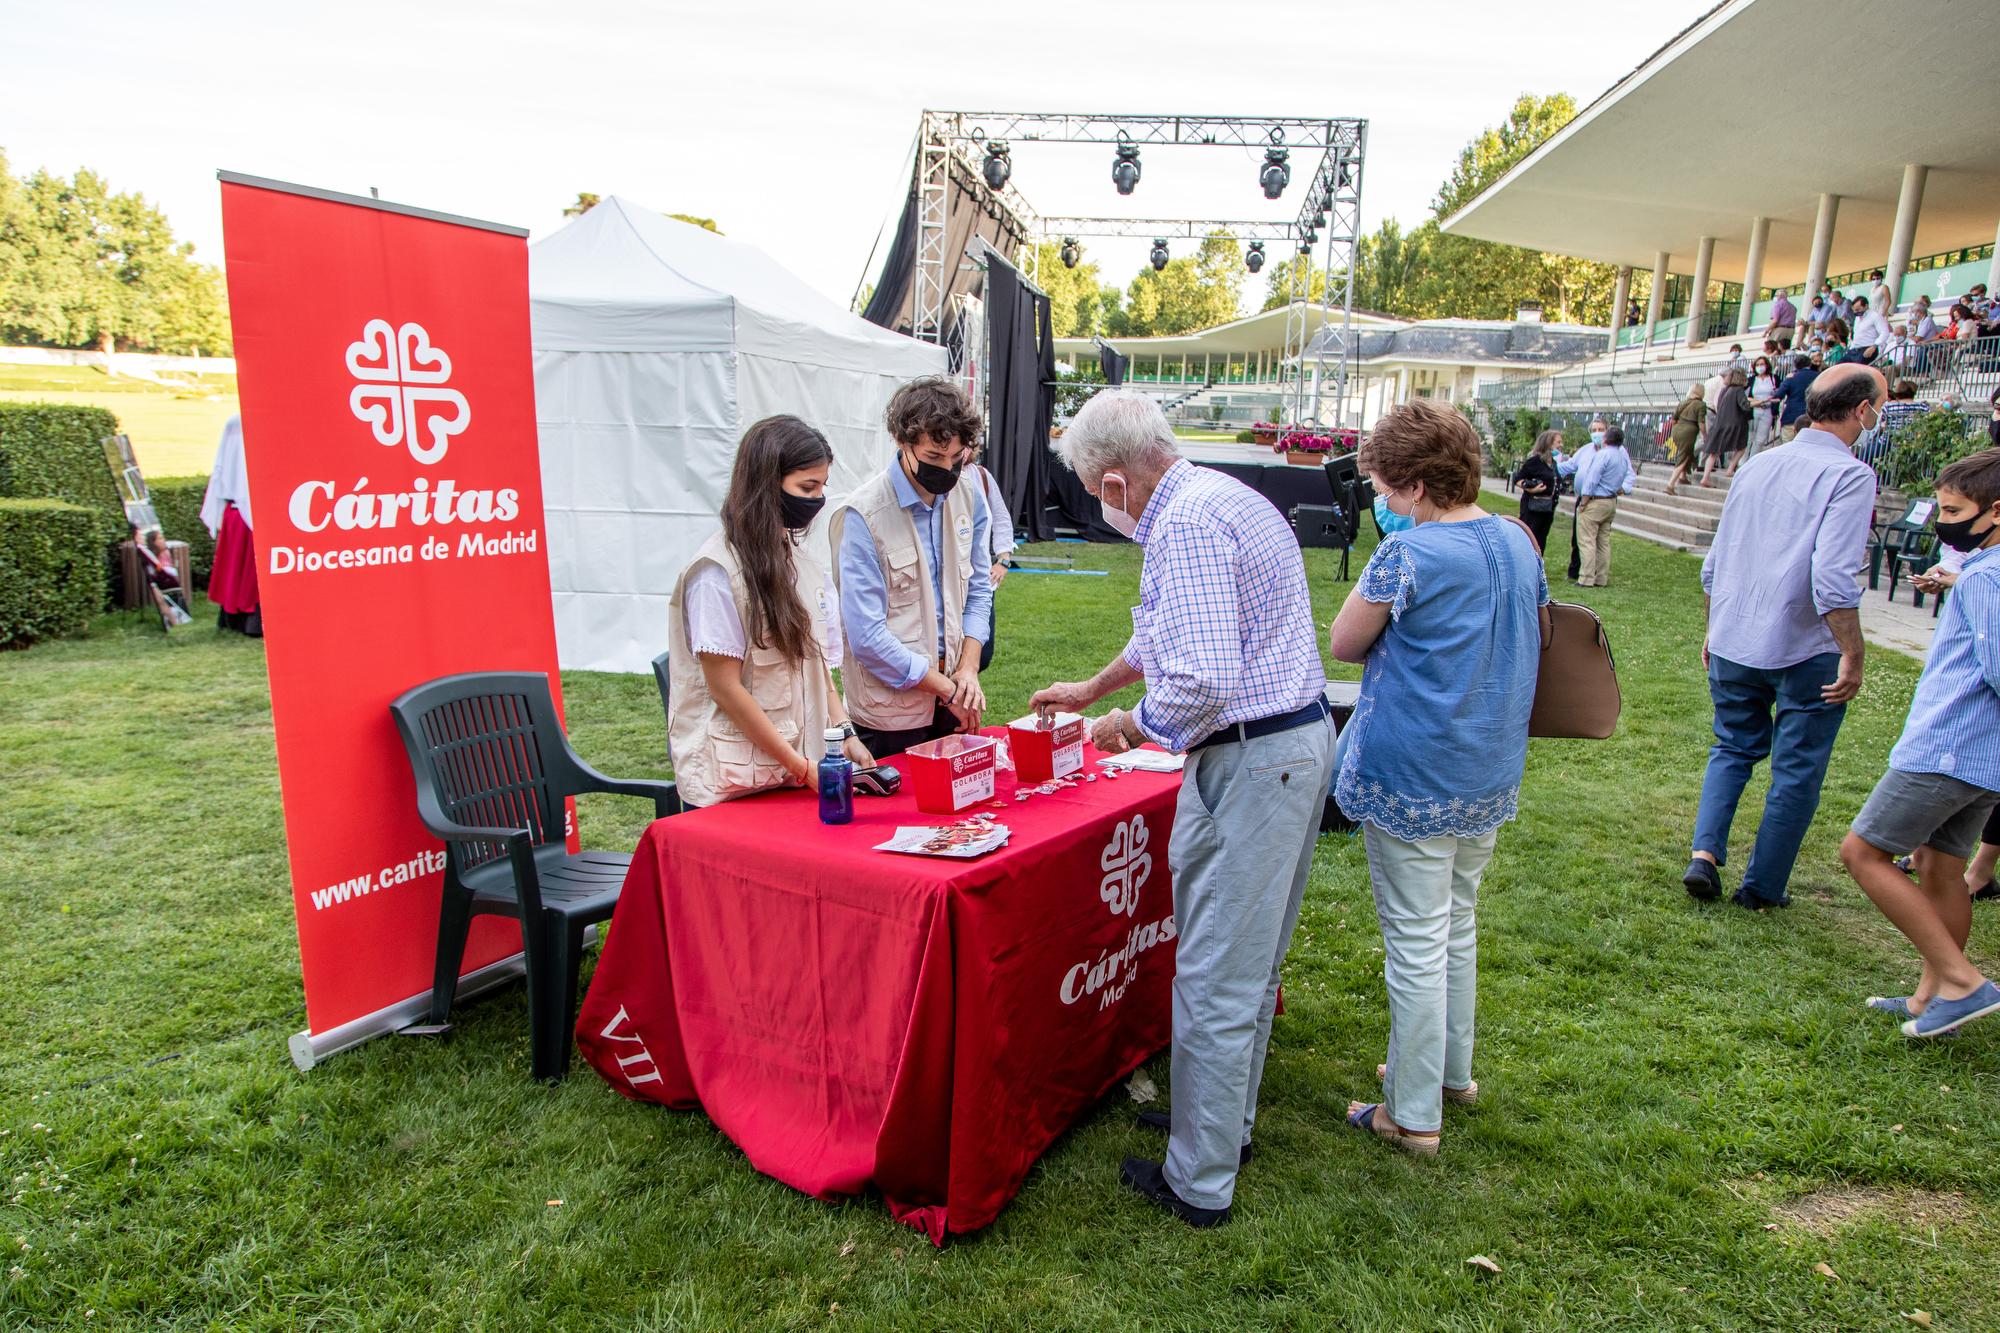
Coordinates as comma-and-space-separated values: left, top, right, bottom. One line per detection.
1613, 469, 1727, 555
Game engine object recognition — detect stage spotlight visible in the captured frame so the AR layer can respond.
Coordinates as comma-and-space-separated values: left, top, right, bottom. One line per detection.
982, 140, 1012, 191
1259, 147, 1290, 200
1059, 237, 1080, 269
1112, 142, 1142, 196
1149, 238, 1169, 271
1303, 226, 1317, 247
1246, 241, 1265, 274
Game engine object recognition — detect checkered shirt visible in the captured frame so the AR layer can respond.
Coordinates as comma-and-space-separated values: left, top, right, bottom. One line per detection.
1121, 460, 1326, 751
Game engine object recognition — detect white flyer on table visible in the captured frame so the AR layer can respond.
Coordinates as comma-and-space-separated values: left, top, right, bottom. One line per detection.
1098, 750, 1185, 773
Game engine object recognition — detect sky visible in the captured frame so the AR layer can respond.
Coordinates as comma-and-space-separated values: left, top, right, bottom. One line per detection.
1, 0, 1718, 314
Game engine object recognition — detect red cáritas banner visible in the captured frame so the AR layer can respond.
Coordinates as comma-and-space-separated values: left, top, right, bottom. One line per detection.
220, 175, 567, 1057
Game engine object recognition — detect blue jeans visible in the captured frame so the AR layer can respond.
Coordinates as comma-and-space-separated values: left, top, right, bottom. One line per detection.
1692, 652, 1848, 903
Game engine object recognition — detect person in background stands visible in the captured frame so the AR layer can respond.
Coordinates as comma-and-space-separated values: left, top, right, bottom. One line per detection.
967, 451, 1016, 672
1747, 354, 1782, 461
1765, 289, 1797, 348
1821, 318, 1851, 366
1562, 416, 1605, 582
1724, 344, 1749, 375
1512, 430, 1562, 553
1665, 382, 1708, 495
1842, 448, 2000, 1038
1803, 294, 1831, 341
1869, 380, 1925, 466
1327, 400, 1547, 1157
1704, 367, 1752, 485
1775, 352, 1820, 442
1829, 288, 1854, 326
1869, 269, 1896, 317
1030, 389, 1331, 1228
1560, 422, 1634, 587
832, 376, 992, 759
1966, 283, 1992, 318
666, 416, 875, 807
1682, 364, 1881, 910
1849, 295, 1889, 364
1627, 296, 1644, 329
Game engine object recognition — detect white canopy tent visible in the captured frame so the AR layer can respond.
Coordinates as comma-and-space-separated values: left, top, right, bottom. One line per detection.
529, 196, 947, 673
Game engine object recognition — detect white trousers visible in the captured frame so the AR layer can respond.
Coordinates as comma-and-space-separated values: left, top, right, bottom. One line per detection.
1362, 824, 1498, 1133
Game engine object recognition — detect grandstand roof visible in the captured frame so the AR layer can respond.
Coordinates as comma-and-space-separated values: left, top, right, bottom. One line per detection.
1440, 0, 2000, 285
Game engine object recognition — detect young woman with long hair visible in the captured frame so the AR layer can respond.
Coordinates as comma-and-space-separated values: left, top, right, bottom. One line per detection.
665, 415, 874, 806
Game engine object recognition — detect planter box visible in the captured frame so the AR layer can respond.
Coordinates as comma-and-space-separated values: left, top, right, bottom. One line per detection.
1251, 426, 1280, 446
1285, 451, 1326, 466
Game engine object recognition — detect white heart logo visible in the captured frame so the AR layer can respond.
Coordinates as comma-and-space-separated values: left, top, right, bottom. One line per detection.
1098, 814, 1151, 918
344, 318, 470, 465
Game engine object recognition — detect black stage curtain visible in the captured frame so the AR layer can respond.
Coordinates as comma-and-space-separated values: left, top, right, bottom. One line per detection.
861, 187, 919, 330
985, 253, 1123, 543
1099, 342, 1129, 386
862, 153, 1021, 336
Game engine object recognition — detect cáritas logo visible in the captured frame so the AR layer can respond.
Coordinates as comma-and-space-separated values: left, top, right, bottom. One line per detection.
347, 319, 471, 464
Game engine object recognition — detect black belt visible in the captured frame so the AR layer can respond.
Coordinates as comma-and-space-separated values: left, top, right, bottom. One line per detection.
1191, 698, 1329, 753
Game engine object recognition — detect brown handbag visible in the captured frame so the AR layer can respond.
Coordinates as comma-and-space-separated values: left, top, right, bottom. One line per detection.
1501, 515, 1621, 739
1528, 601, 1621, 738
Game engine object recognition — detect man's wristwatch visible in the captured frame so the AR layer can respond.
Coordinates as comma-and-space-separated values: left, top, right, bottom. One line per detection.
834, 721, 857, 741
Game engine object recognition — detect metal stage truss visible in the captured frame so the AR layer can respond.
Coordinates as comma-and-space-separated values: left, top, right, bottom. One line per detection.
910, 109, 1368, 426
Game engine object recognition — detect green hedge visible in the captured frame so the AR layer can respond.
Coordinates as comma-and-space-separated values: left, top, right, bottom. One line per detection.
0, 403, 126, 605
149, 475, 214, 586
0, 499, 105, 647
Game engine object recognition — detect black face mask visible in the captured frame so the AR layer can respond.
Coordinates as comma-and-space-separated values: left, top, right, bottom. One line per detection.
909, 456, 963, 495
1935, 511, 1995, 553
779, 491, 826, 531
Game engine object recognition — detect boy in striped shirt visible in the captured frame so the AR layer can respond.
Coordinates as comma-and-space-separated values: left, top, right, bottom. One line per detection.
1842, 449, 2000, 1038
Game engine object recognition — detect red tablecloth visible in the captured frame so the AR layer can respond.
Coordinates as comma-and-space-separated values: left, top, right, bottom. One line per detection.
575, 739, 1183, 1243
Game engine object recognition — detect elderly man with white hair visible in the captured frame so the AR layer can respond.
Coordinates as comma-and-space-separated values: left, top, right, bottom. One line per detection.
1031, 389, 1331, 1228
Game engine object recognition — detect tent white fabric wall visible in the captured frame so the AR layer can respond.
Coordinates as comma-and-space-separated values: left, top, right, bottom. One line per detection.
529, 197, 947, 673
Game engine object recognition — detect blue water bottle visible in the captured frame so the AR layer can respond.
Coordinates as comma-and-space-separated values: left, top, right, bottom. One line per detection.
818, 727, 854, 825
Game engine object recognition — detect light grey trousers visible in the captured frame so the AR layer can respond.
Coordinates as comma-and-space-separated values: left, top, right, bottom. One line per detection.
1362, 824, 1498, 1134
1163, 715, 1333, 1210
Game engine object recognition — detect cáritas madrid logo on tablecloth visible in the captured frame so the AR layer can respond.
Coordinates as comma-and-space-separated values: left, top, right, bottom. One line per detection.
268, 317, 535, 575
1060, 813, 1175, 1012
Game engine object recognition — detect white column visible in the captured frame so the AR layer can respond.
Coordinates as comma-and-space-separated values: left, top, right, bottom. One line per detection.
1180, 353, 1188, 383
1736, 216, 1770, 336
1607, 266, 1632, 351
1988, 217, 2000, 296
1643, 251, 1670, 346
1803, 192, 1840, 301
1687, 236, 1716, 346
1203, 351, 1211, 383
1883, 163, 1930, 301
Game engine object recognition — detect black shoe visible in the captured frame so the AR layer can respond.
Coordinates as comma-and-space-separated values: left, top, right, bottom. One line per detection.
1731, 889, 1790, 911
1682, 858, 1722, 901
1973, 878, 2000, 902
1135, 1109, 1253, 1165
1118, 1156, 1230, 1228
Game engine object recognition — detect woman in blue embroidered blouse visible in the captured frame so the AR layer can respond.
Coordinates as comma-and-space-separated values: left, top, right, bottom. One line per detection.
1327, 400, 1548, 1156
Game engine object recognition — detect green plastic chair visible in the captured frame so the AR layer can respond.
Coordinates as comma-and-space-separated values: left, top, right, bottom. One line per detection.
389, 671, 680, 1080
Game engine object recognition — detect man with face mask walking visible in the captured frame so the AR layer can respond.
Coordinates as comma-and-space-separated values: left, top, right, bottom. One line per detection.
1559, 419, 1634, 587
832, 376, 994, 759
1030, 390, 1332, 1229
1681, 363, 1883, 910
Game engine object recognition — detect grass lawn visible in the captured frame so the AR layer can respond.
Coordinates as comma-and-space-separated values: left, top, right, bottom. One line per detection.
0, 364, 238, 480
3, 514, 1997, 1330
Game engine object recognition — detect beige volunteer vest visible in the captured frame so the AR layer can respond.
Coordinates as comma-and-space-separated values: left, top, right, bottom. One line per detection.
665, 531, 830, 808
829, 466, 975, 731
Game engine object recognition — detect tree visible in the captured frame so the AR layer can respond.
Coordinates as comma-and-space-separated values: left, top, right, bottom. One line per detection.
1404, 93, 1625, 325
0, 160, 230, 354
563, 192, 724, 234
1115, 232, 1241, 336
1261, 253, 1326, 311
1032, 240, 1119, 339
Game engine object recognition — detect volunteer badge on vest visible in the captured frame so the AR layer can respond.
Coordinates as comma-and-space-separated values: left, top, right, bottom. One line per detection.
347, 318, 471, 464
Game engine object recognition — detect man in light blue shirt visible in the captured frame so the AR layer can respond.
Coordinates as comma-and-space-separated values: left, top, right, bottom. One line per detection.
1558, 420, 1635, 587
833, 378, 994, 758
1683, 363, 1881, 909
1841, 446, 2000, 1037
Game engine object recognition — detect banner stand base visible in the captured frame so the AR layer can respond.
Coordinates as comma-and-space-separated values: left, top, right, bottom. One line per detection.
287, 928, 597, 1071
